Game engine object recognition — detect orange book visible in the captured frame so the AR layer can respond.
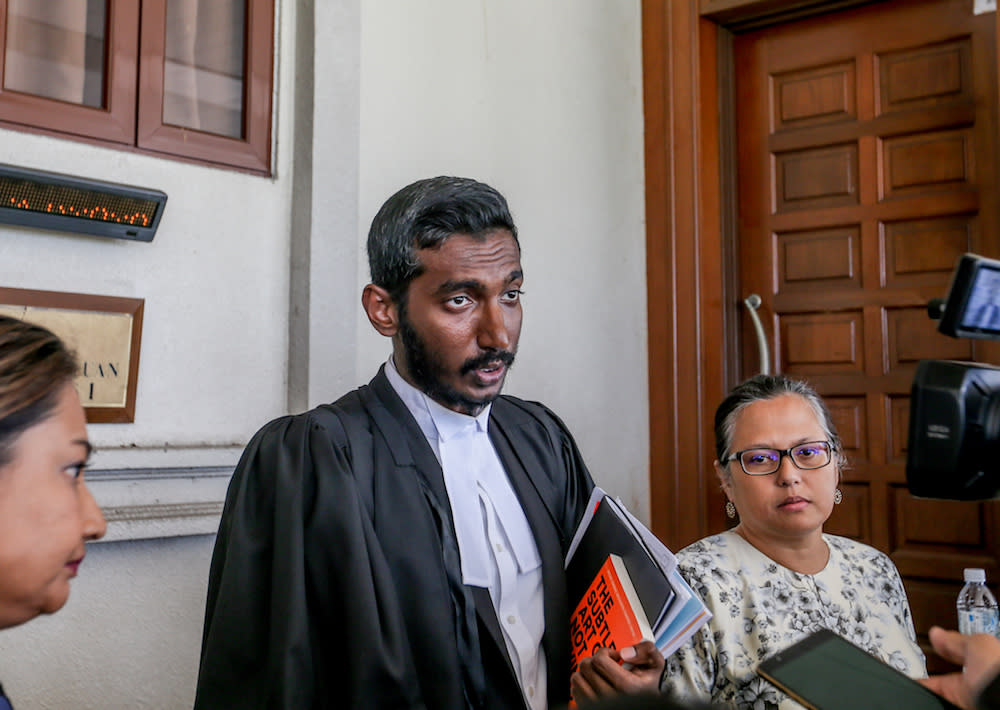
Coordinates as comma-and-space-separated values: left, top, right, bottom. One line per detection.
569, 553, 654, 676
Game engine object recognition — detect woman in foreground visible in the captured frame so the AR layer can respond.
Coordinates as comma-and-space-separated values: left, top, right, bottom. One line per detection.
573, 374, 925, 709
0, 316, 106, 707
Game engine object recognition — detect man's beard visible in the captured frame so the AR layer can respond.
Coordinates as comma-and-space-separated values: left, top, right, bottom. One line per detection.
398, 310, 516, 416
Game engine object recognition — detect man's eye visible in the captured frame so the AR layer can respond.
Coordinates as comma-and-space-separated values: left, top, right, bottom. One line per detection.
502, 289, 523, 302
746, 452, 773, 465
447, 295, 471, 307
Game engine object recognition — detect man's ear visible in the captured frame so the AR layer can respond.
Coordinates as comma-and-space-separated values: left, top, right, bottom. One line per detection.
362, 284, 399, 337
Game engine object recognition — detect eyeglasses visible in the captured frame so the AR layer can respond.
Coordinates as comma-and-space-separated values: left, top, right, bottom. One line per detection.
724, 440, 833, 476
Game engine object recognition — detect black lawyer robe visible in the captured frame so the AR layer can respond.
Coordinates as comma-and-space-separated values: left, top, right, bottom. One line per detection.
193, 367, 595, 710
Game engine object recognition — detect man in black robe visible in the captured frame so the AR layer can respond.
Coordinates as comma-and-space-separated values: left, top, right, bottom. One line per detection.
194, 176, 596, 710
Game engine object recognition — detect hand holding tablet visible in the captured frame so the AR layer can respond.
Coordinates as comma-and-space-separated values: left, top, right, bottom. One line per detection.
757, 629, 961, 710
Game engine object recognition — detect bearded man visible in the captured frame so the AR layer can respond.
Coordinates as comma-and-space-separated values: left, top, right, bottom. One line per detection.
194, 176, 596, 710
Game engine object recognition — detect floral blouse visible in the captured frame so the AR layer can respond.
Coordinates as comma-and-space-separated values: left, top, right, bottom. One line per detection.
660, 531, 926, 710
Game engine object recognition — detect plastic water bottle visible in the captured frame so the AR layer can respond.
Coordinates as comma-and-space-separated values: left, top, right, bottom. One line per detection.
957, 568, 999, 636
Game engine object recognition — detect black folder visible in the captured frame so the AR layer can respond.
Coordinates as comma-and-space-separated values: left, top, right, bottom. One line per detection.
565, 494, 675, 629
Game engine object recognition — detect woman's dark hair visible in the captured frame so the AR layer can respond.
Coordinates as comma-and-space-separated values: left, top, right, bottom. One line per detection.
0, 316, 78, 467
366, 176, 519, 303
713, 373, 847, 475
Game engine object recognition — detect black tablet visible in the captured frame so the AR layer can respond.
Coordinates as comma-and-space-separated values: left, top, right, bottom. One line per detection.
757, 629, 960, 710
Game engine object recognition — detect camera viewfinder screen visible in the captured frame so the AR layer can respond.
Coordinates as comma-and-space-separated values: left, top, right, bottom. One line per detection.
959, 264, 1000, 335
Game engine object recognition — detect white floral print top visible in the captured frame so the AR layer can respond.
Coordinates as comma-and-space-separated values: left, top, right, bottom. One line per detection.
660, 530, 926, 710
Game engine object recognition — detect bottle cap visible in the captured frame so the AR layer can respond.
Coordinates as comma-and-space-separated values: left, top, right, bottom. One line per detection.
965, 568, 987, 583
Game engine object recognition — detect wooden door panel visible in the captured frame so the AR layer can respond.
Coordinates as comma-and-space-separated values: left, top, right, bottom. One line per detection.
884, 216, 973, 288
888, 394, 910, 463
827, 396, 867, 456
768, 195, 982, 232
878, 41, 972, 112
897, 495, 988, 548
886, 307, 974, 367
827, 482, 871, 540
734, 0, 1000, 652
778, 227, 861, 289
907, 573, 983, 673
772, 61, 857, 130
908, 579, 968, 640
776, 144, 860, 211
892, 490, 1000, 578
883, 130, 974, 196
779, 311, 864, 374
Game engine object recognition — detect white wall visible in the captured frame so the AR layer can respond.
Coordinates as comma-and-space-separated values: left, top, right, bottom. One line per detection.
0, 537, 214, 710
0, 1, 647, 707
357, 0, 648, 512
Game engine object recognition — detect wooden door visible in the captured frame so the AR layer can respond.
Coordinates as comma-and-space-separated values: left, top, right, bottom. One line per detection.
734, 0, 1000, 662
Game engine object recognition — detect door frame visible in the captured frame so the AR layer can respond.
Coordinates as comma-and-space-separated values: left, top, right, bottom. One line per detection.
642, 1, 719, 549
639, 0, 968, 548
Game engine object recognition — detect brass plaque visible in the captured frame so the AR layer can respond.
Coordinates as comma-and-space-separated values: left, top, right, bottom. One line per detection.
0, 288, 143, 423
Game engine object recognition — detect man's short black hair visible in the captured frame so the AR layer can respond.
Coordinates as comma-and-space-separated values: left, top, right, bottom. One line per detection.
367, 176, 519, 302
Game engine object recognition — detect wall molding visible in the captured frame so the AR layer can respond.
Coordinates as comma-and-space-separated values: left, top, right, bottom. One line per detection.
87, 466, 232, 542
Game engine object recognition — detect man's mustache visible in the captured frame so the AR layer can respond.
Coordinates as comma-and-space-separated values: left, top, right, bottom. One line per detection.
460, 350, 516, 375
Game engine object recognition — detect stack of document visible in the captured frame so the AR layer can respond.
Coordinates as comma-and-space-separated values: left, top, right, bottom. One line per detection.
565, 487, 711, 660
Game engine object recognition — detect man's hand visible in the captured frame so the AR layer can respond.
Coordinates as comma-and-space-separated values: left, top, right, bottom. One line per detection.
918, 626, 1000, 710
570, 641, 665, 706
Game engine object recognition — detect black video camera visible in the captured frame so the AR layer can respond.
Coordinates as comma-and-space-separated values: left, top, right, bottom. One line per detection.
907, 252, 1000, 500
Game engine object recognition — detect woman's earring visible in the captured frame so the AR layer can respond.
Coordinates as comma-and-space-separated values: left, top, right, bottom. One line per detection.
725, 500, 737, 519
833, 488, 843, 505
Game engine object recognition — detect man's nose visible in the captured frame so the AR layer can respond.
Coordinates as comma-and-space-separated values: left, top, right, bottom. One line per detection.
477, 300, 511, 350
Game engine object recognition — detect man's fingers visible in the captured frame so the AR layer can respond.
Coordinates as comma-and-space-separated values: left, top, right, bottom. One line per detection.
918, 673, 973, 710
621, 641, 665, 669
928, 626, 969, 666
918, 675, 948, 694
574, 649, 624, 699
587, 648, 629, 694
570, 671, 597, 704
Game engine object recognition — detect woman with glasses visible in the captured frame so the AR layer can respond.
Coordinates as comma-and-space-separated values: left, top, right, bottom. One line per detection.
572, 374, 925, 709
0, 316, 106, 708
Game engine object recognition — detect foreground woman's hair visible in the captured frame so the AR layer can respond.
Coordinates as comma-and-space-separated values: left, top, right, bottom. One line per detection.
0, 315, 78, 465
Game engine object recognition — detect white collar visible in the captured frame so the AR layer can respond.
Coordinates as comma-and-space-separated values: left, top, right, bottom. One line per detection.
384, 356, 493, 451
384, 357, 540, 583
